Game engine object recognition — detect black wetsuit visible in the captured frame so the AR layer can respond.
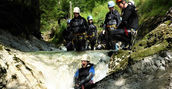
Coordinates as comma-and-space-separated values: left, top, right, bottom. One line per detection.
87, 23, 97, 50
74, 63, 95, 89
104, 9, 121, 49
111, 4, 139, 46
70, 15, 88, 51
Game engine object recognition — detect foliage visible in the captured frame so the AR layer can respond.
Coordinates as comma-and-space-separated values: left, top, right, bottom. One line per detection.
51, 19, 67, 44
134, 0, 172, 24
40, 0, 109, 44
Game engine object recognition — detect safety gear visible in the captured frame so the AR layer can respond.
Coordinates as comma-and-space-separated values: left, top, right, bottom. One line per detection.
108, 1, 115, 8
87, 15, 93, 20
116, 0, 123, 3
81, 54, 90, 61
107, 11, 119, 25
87, 24, 96, 36
74, 63, 95, 89
104, 9, 121, 28
128, 0, 135, 5
67, 19, 71, 24
73, 7, 80, 13
71, 16, 87, 34
119, 4, 138, 29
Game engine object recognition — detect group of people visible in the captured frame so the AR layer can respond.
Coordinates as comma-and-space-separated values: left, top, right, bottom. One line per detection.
73, 0, 138, 89
63, 7, 97, 51
63, 0, 138, 52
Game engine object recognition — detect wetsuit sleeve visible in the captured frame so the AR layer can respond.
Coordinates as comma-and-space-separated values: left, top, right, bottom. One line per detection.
115, 10, 121, 27
122, 8, 132, 28
89, 66, 95, 75
70, 19, 74, 32
79, 66, 95, 86
74, 69, 79, 78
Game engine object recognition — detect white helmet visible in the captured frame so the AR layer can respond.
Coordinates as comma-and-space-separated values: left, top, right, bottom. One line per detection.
81, 54, 90, 62
129, 0, 135, 5
108, 1, 115, 8
73, 7, 80, 13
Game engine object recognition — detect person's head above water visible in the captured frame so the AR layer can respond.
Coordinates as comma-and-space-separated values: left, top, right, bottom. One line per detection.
81, 54, 90, 68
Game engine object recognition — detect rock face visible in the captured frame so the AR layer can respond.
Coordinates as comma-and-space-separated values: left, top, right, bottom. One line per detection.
93, 51, 172, 89
0, 30, 59, 52
0, 47, 46, 89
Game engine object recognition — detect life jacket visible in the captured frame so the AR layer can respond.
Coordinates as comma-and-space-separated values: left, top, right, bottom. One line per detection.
71, 16, 87, 34
87, 24, 96, 36
78, 63, 94, 81
106, 10, 118, 26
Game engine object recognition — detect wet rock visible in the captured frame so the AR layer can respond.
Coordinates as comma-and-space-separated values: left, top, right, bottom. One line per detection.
0, 30, 59, 51
155, 59, 162, 67
159, 66, 166, 71
93, 51, 172, 89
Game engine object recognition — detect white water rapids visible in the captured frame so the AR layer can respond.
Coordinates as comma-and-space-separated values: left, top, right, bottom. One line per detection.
23, 50, 110, 89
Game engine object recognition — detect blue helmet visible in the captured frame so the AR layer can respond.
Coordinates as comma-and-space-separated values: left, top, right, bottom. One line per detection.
108, 1, 115, 8
67, 19, 71, 24
87, 15, 93, 20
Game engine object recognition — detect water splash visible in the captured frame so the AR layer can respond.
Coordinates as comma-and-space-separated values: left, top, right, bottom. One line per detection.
26, 50, 110, 89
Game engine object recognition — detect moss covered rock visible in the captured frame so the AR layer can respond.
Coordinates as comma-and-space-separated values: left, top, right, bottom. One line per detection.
109, 20, 172, 74
131, 20, 172, 61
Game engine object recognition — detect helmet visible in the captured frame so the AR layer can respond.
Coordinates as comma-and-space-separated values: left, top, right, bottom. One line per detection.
128, 0, 135, 5
67, 19, 71, 24
108, 1, 115, 8
116, 0, 123, 3
73, 7, 80, 13
87, 15, 93, 20
81, 54, 90, 62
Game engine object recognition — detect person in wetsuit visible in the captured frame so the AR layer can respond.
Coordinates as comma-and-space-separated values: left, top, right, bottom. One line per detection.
104, 1, 121, 50
86, 15, 97, 50
110, 0, 138, 50
74, 54, 95, 89
70, 7, 88, 51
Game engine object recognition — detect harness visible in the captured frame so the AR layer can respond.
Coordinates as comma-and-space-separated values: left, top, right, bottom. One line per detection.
72, 18, 86, 34
78, 64, 93, 81
107, 11, 118, 25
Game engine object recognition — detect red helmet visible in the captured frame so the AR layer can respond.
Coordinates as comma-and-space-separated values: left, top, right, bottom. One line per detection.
116, 0, 123, 3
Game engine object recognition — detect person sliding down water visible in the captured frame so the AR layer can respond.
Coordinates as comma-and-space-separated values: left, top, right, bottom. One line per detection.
86, 16, 97, 50
74, 54, 95, 89
70, 7, 88, 51
104, 1, 121, 50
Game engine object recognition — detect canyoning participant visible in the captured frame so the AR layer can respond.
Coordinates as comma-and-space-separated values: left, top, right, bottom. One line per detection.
86, 15, 97, 50
74, 54, 95, 89
104, 1, 121, 50
70, 7, 88, 51
63, 19, 74, 51
110, 0, 138, 50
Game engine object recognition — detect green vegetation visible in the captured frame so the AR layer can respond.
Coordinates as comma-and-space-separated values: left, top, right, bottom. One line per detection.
40, 0, 109, 44
134, 0, 172, 24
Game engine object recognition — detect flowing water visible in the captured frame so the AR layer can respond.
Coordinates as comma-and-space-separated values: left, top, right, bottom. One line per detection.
25, 50, 111, 89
